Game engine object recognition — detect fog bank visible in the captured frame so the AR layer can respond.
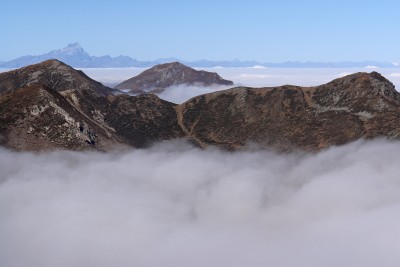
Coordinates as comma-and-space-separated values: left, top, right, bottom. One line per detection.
78, 67, 400, 103
1, 140, 400, 267
157, 84, 231, 103
78, 67, 400, 89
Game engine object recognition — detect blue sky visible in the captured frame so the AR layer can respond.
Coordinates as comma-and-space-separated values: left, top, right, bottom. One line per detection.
1, 0, 399, 62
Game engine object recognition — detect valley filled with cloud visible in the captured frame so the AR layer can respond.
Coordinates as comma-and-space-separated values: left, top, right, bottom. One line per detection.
1, 140, 400, 267
78, 67, 400, 103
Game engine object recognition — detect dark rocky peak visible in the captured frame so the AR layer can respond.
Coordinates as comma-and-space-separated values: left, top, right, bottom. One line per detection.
0, 59, 114, 96
368, 71, 398, 99
323, 72, 396, 96
310, 72, 400, 112
148, 62, 188, 78
114, 62, 233, 93
154, 61, 186, 70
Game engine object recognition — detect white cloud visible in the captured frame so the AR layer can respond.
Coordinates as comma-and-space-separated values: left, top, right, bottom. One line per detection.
365, 65, 379, 69
157, 85, 231, 103
238, 73, 277, 79
79, 68, 149, 87
1, 140, 400, 267
79, 67, 400, 96
248, 65, 268, 69
337, 72, 352, 77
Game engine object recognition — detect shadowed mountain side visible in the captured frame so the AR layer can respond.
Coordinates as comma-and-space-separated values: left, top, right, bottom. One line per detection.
0, 85, 185, 151
96, 93, 185, 147
0, 85, 118, 150
59, 89, 185, 148
115, 62, 233, 94
178, 72, 400, 151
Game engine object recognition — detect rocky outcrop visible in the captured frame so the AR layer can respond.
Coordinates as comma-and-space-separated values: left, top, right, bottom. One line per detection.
114, 62, 233, 94
1, 60, 400, 152
0, 84, 118, 151
178, 72, 400, 151
0, 60, 184, 151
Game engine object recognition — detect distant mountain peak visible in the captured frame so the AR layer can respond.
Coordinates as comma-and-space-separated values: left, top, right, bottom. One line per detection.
61, 42, 85, 53
115, 62, 233, 93
1, 43, 399, 68
0, 43, 140, 68
52, 42, 87, 56
67, 42, 81, 48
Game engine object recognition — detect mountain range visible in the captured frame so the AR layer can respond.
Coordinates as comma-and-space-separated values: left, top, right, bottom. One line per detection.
1, 60, 400, 152
1, 43, 398, 69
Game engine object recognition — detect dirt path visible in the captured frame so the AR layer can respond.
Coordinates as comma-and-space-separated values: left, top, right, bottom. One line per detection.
175, 104, 207, 148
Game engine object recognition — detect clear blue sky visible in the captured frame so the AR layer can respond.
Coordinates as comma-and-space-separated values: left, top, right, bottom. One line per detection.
1, 0, 399, 62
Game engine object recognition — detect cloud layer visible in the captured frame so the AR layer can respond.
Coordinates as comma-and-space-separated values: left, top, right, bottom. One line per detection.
1, 140, 400, 267
157, 84, 231, 103
75, 67, 400, 104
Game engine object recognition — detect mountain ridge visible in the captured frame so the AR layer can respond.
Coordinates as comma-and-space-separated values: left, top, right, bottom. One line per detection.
177, 71, 400, 150
1, 43, 398, 68
0, 60, 184, 150
1, 60, 400, 152
0, 59, 115, 96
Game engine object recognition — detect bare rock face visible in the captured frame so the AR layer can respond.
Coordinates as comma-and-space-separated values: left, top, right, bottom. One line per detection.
114, 62, 234, 94
0, 60, 184, 151
0, 84, 118, 151
178, 71, 400, 151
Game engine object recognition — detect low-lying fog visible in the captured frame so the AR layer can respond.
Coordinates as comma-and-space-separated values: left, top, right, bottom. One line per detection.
1, 66, 399, 103
79, 67, 400, 103
1, 140, 400, 267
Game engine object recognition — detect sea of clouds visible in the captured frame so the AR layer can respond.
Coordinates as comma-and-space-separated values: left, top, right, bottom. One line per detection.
78, 67, 400, 103
1, 67, 400, 266
1, 139, 400, 267
1, 66, 399, 103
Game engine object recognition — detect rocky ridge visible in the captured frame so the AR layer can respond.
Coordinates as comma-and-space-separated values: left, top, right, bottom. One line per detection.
1, 60, 400, 152
179, 72, 400, 150
0, 60, 184, 151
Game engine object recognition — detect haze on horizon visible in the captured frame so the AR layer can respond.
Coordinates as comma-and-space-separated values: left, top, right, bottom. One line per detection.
1, 0, 400, 62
